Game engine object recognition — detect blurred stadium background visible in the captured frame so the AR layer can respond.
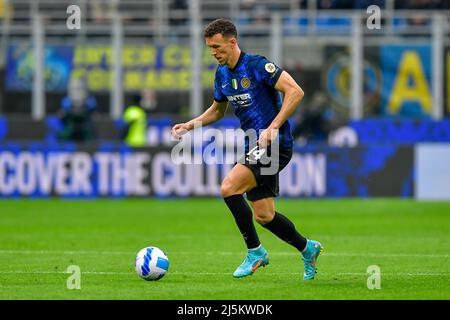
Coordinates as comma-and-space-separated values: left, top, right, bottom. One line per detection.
0, 0, 449, 300
0, 0, 449, 199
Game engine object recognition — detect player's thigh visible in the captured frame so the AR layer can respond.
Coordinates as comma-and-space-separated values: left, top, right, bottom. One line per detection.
251, 197, 275, 224
221, 163, 258, 197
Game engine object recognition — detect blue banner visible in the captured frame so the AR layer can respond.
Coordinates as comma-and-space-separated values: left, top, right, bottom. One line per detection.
349, 119, 450, 143
0, 143, 413, 198
0, 117, 7, 140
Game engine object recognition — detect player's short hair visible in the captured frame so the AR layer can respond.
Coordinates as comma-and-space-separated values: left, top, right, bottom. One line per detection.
204, 18, 237, 39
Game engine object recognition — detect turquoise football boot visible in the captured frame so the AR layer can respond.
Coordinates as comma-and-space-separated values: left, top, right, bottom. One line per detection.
233, 246, 269, 278
301, 239, 323, 280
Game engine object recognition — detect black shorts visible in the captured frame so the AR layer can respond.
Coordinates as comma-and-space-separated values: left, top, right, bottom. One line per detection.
238, 146, 293, 202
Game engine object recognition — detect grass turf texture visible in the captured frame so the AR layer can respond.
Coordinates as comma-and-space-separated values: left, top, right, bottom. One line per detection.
0, 199, 449, 300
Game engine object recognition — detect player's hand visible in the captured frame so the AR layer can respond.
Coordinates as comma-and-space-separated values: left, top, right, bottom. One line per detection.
258, 127, 279, 148
171, 123, 190, 140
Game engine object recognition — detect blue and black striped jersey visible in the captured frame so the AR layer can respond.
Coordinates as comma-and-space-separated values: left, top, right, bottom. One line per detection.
213, 52, 293, 151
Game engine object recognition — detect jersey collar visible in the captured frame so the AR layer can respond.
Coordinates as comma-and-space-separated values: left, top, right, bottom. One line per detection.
229, 51, 245, 72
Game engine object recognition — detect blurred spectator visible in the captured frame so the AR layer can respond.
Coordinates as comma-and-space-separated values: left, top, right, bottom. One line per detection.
238, 0, 270, 35
58, 78, 97, 142
292, 92, 336, 145
401, 0, 447, 26
169, 0, 188, 26
317, 0, 353, 9
121, 89, 157, 147
353, 0, 385, 9
301, 0, 448, 10
90, 0, 118, 23
0, 0, 13, 20
0, 0, 13, 68
403, 0, 448, 9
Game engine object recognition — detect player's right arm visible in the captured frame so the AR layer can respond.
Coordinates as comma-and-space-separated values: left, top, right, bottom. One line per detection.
171, 100, 228, 139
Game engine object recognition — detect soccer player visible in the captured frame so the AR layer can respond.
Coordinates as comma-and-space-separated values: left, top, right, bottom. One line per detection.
171, 18, 322, 280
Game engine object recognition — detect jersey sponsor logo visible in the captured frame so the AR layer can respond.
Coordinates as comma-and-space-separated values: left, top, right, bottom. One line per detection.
221, 83, 228, 89
226, 93, 252, 107
231, 79, 238, 90
265, 63, 276, 73
241, 77, 251, 89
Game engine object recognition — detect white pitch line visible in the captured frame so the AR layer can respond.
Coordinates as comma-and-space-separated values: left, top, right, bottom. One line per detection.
0, 271, 448, 277
0, 250, 448, 259
0, 250, 131, 255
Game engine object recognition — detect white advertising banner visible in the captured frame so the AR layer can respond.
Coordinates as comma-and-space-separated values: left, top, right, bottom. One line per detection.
415, 144, 450, 200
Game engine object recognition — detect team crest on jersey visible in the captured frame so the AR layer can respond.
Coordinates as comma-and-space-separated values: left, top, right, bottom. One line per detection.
231, 79, 238, 90
265, 63, 276, 73
241, 77, 251, 89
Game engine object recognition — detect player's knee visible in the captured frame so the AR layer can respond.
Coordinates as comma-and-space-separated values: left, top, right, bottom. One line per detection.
254, 211, 274, 225
220, 179, 238, 197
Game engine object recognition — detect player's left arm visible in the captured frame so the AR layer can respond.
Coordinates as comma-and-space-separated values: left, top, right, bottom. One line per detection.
259, 70, 304, 146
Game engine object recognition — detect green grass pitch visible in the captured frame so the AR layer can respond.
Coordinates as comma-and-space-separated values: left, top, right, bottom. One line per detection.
0, 198, 449, 300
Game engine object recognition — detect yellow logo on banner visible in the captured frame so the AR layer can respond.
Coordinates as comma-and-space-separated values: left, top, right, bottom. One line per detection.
388, 51, 432, 114
71, 45, 216, 91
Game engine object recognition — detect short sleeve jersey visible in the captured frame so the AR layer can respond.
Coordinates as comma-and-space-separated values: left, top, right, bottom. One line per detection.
213, 52, 293, 151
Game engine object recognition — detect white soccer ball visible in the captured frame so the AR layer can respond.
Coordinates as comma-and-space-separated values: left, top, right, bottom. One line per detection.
134, 246, 169, 281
